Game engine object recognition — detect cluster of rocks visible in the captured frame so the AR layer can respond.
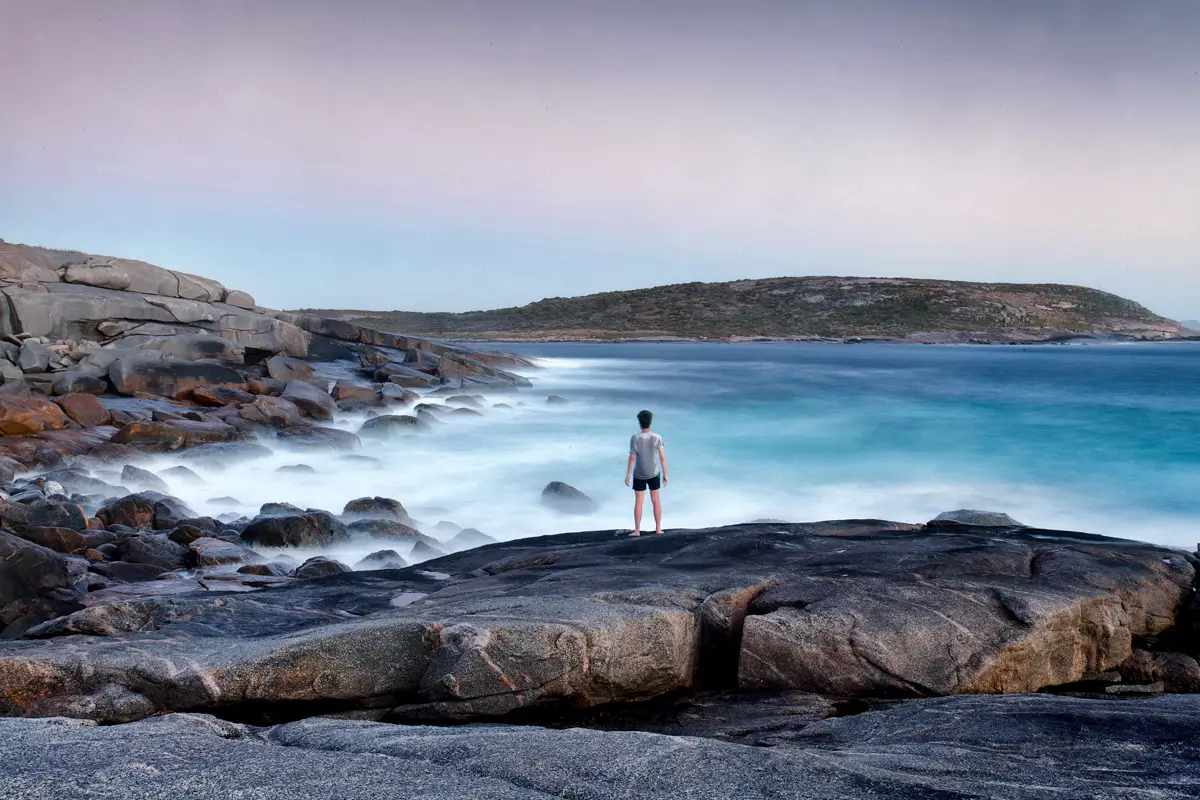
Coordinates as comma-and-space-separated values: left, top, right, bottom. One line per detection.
0, 241, 535, 473
0, 472, 497, 638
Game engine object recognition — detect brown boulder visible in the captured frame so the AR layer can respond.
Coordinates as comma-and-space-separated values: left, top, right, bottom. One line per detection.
17, 527, 116, 555
191, 386, 255, 407
239, 395, 304, 427
332, 382, 380, 405
0, 391, 70, 435
53, 393, 110, 427
110, 422, 187, 452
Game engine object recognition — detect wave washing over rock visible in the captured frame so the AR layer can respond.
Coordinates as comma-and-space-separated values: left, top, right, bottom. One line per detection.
0, 240, 1197, 798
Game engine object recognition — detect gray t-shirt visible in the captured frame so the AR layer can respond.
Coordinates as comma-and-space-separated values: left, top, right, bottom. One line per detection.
630, 431, 664, 480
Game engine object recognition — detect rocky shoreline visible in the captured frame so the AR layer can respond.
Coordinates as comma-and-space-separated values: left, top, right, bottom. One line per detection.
1, 240, 1197, 797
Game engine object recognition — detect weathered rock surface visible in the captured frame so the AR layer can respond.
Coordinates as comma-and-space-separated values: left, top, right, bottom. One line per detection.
53, 393, 109, 427
108, 357, 247, 399
0, 694, 1197, 799
0, 522, 1191, 725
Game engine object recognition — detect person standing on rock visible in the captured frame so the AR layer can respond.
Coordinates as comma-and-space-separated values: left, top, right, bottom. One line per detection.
625, 409, 667, 536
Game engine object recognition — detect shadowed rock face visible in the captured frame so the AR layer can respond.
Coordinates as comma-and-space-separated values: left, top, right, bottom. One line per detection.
0, 694, 1197, 799
0, 521, 1191, 724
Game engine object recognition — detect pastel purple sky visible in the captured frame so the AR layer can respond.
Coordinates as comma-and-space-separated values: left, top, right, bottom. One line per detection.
2, 1, 1198, 316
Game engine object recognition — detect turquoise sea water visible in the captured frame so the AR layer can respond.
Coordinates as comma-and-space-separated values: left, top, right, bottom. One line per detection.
147, 341, 1199, 561
490, 341, 1200, 549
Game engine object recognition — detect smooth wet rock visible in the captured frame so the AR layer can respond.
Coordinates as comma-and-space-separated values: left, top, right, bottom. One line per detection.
541, 481, 599, 515
189, 537, 262, 567
96, 492, 196, 531
930, 509, 1027, 527
409, 540, 446, 561
281, 380, 335, 421
357, 414, 423, 438
276, 464, 316, 475
342, 496, 412, 524
446, 527, 497, 552
345, 518, 437, 547
160, 465, 205, 485
121, 464, 170, 493
546, 395, 568, 404
354, 549, 407, 570
276, 425, 361, 452
295, 556, 353, 579
117, 533, 190, 570
240, 511, 349, 548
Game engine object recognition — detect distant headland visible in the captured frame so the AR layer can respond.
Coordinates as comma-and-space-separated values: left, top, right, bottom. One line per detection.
305, 276, 1190, 344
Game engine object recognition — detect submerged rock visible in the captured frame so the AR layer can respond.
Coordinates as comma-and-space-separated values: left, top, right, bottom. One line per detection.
541, 481, 599, 515
342, 496, 411, 524
354, 549, 407, 570
929, 509, 1027, 527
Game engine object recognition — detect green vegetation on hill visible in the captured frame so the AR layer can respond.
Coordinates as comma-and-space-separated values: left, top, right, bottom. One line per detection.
304, 276, 1179, 341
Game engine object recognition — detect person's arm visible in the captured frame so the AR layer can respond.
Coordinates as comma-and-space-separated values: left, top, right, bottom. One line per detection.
625, 453, 635, 486
659, 446, 668, 485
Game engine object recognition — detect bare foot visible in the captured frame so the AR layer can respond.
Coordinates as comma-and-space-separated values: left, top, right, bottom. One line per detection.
628, 530, 641, 537
655, 529, 664, 535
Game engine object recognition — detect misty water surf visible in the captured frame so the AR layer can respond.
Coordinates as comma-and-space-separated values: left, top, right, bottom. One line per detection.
118, 341, 1200, 563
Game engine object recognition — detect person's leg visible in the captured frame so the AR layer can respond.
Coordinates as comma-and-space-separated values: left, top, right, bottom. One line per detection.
631, 490, 644, 536
650, 488, 663, 534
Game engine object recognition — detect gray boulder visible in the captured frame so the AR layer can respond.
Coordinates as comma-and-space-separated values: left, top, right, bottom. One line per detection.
541, 481, 599, 515
267, 356, 314, 382
17, 341, 52, 373
50, 371, 107, 396
358, 414, 424, 438
281, 380, 335, 421
354, 550, 407, 570
930, 509, 1027, 527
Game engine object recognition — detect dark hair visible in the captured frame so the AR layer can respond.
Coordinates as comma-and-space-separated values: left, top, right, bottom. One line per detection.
637, 409, 653, 428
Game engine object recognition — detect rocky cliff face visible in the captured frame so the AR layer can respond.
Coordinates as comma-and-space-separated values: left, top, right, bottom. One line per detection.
0, 240, 305, 357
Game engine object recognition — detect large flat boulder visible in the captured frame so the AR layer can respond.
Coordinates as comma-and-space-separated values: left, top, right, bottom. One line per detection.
0, 522, 1191, 725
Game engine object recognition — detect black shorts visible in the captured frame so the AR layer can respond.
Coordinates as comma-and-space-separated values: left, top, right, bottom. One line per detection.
632, 474, 662, 492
